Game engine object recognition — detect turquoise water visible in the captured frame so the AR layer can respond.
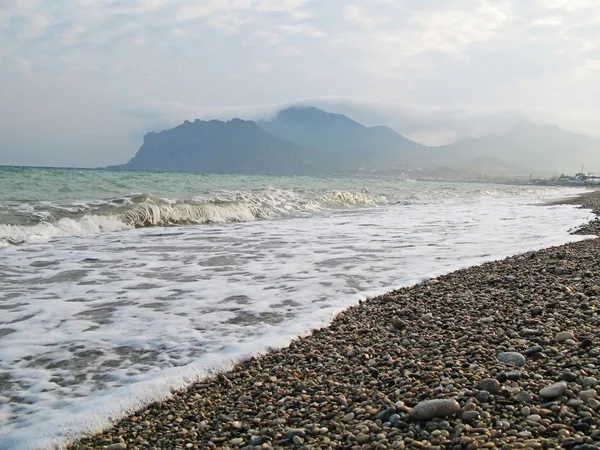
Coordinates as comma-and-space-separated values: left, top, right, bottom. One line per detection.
0, 166, 564, 237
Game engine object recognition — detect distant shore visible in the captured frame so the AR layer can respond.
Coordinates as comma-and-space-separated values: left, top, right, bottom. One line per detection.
73, 192, 600, 450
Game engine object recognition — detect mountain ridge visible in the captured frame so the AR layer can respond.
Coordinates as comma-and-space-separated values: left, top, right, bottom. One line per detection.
109, 106, 600, 176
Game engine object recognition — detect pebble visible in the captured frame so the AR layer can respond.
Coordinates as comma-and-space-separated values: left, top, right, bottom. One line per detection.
539, 381, 567, 398
283, 429, 306, 440
579, 390, 597, 401
506, 370, 522, 380
106, 445, 126, 450
475, 391, 490, 403
392, 318, 406, 330
356, 433, 370, 444
498, 352, 526, 367
588, 398, 600, 409
409, 399, 461, 421
478, 379, 500, 394
556, 331, 575, 342
515, 392, 533, 403
461, 411, 480, 421
342, 412, 355, 422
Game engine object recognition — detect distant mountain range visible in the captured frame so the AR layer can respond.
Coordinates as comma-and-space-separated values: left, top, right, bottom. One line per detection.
109, 106, 600, 177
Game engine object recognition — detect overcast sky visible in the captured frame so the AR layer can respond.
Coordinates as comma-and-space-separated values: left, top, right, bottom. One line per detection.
1, 0, 599, 167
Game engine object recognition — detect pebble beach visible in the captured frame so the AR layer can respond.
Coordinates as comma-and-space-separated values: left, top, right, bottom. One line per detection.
71, 190, 600, 450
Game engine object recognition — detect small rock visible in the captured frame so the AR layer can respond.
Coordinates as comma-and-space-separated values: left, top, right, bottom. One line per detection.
581, 338, 593, 348
506, 370, 522, 380
356, 433, 370, 444
342, 412, 355, 423
523, 346, 543, 356
555, 331, 575, 342
478, 379, 500, 394
375, 407, 396, 421
250, 435, 271, 445
515, 392, 533, 403
283, 429, 306, 440
106, 445, 126, 450
583, 377, 597, 388
475, 391, 490, 403
579, 390, 597, 401
531, 305, 543, 316
588, 398, 600, 409
389, 414, 401, 425
498, 352, 526, 367
421, 313, 433, 321
230, 438, 244, 446
559, 372, 578, 382
392, 318, 406, 330
461, 411, 480, 421
539, 381, 567, 398
292, 435, 303, 445
409, 399, 461, 421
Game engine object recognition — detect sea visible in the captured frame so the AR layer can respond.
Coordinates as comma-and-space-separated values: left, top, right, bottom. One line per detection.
0, 166, 596, 449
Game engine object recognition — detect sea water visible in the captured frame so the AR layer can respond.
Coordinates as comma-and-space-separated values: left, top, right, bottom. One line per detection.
0, 167, 595, 449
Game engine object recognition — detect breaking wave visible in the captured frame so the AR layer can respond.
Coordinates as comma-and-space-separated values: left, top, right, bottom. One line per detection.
0, 189, 388, 245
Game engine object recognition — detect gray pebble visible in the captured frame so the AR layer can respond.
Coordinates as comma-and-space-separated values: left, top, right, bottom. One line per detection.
498, 352, 526, 367
478, 378, 500, 394
539, 381, 567, 398
556, 331, 575, 342
409, 399, 461, 421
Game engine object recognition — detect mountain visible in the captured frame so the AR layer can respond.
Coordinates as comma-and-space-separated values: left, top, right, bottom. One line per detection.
109, 107, 600, 178
257, 107, 426, 170
426, 122, 600, 174
108, 118, 320, 175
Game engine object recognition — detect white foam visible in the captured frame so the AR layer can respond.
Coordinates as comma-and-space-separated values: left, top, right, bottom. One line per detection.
0, 190, 596, 449
0, 216, 131, 245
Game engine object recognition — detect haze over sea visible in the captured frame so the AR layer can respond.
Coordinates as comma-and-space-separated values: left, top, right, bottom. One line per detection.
0, 166, 595, 449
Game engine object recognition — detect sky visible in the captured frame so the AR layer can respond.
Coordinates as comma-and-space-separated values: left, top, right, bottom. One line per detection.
1, 0, 599, 167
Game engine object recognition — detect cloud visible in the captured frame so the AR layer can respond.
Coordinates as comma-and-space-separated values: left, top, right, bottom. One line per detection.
210, 13, 252, 33
22, 12, 54, 39
174, 2, 227, 21
13, 56, 32, 71
276, 24, 326, 38
2, 0, 600, 166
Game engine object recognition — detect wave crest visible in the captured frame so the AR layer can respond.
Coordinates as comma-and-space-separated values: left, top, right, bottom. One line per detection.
0, 189, 387, 245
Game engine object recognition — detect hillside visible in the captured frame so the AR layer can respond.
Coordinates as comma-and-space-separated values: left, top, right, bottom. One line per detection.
427, 122, 600, 174
108, 118, 320, 175
258, 107, 426, 170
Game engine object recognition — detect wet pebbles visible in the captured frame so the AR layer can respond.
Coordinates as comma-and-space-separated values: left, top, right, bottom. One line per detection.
72, 191, 600, 450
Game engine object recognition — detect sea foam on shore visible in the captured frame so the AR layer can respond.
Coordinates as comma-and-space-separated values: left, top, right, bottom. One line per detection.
71, 192, 600, 450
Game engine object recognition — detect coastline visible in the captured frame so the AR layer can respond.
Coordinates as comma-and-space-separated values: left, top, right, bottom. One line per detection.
69, 191, 600, 450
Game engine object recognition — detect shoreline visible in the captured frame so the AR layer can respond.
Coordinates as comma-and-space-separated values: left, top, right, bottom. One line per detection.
68, 191, 600, 450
